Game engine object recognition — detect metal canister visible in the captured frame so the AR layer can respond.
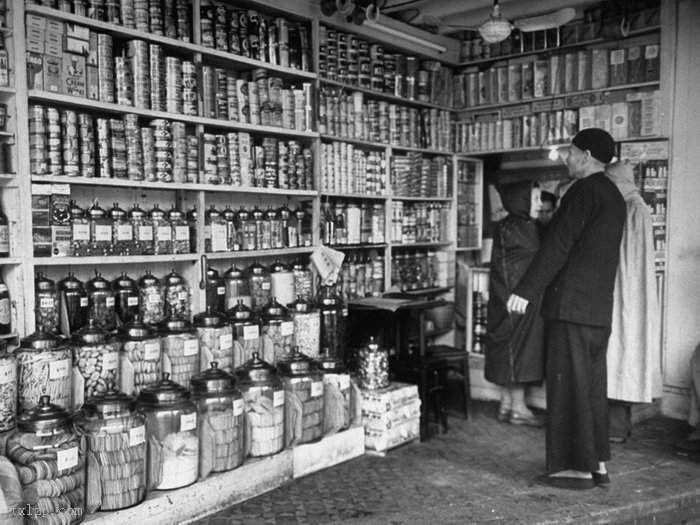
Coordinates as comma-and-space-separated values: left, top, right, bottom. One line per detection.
58, 272, 88, 336
61, 109, 80, 176
165, 56, 183, 114
224, 265, 251, 310
150, 119, 172, 183
182, 60, 198, 116
126, 39, 150, 109
288, 297, 320, 359
149, 44, 165, 112
269, 260, 295, 308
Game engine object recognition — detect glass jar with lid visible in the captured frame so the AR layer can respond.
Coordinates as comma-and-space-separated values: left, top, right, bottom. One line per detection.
162, 269, 191, 320
297, 207, 313, 247
226, 300, 260, 368
169, 205, 191, 255
117, 320, 162, 396
357, 336, 389, 390
291, 258, 314, 302
137, 373, 199, 490
191, 362, 245, 477
110, 202, 134, 256
247, 261, 271, 312
35, 272, 59, 333
70, 319, 120, 409
205, 205, 227, 252
187, 206, 198, 253
88, 201, 113, 256
317, 350, 353, 435
222, 205, 238, 251
288, 297, 320, 359
138, 271, 165, 325
267, 206, 283, 249
278, 204, 296, 248
194, 307, 234, 373
16, 331, 72, 410
317, 285, 348, 367
251, 206, 267, 250
59, 272, 88, 336
0, 341, 17, 432
150, 204, 173, 255
159, 317, 200, 387
79, 388, 148, 512
130, 203, 153, 256
235, 206, 254, 251
234, 352, 285, 457
260, 298, 294, 364
70, 200, 90, 256
277, 348, 324, 446
269, 260, 295, 308
224, 265, 251, 310
7, 396, 85, 523
86, 272, 117, 331
112, 272, 140, 326
204, 266, 226, 314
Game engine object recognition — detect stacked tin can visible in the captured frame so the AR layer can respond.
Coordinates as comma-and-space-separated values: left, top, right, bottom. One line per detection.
124, 114, 143, 181
98, 33, 115, 103
115, 56, 134, 106
151, 119, 172, 182
182, 60, 198, 116
127, 40, 150, 109
150, 44, 165, 112
29, 105, 47, 175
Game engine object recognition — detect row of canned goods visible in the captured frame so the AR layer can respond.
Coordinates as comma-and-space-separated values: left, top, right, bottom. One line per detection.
391, 201, 452, 245
321, 201, 386, 247
390, 154, 452, 199
318, 88, 453, 152
320, 142, 385, 196
200, 3, 311, 72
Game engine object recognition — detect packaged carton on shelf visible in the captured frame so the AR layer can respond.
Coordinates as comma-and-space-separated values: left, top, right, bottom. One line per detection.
578, 105, 596, 130
50, 184, 71, 257
363, 398, 421, 432
576, 50, 590, 92
644, 44, 660, 82
62, 53, 86, 97
626, 46, 644, 84
365, 418, 421, 452
611, 101, 629, 140
590, 48, 609, 89
564, 52, 577, 93
86, 65, 99, 100
594, 104, 612, 133
359, 382, 419, 415
64, 23, 89, 54
496, 64, 508, 103
26, 14, 47, 30
533, 59, 548, 98
609, 49, 627, 86
44, 55, 61, 93
521, 61, 533, 100
31, 184, 52, 257
44, 41, 62, 58
25, 32, 45, 54
477, 70, 489, 106
507, 61, 521, 102
549, 55, 563, 95
627, 99, 642, 137
641, 90, 661, 136
47, 19, 65, 35
26, 52, 44, 90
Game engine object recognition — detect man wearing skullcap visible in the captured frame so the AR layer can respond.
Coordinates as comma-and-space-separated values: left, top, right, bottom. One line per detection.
507, 128, 626, 490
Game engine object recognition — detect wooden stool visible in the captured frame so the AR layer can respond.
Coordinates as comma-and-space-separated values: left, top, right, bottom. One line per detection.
426, 345, 471, 420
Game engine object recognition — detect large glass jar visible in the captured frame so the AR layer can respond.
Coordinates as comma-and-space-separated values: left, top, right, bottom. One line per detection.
88, 202, 113, 256
260, 299, 294, 364
138, 271, 165, 325
130, 203, 153, 256
0, 342, 17, 432
277, 349, 324, 446
205, 205, 227, 252
169, 206, 191, 255
296, 207, 313, 247
278, 204, 297, 248
251, 206, 267, 250
204, 266, 226, 314
191, 362, 245, 477
187, 206, 198, 253
194, 308, 234, 373
117, 321, 162, 396
70, 200, 90, 256
236, 206, 254, 251
267, 206, 283, 249
35, 272, 59, 333
8, 396, 85, 523
291, 258, 313, 302
317, 351, 353, 435
110, 202, 134, 256
159, 317, 200, 387
86, 273, 117, 331
234, 352, 285, 457
59, 272, 88, 336
226, 300, 260, 368
288, 297, 320, 359
137, 373, 199, 490
247, 261, 271, 312
17, 331, 72, 410
222, 205, 237, 251
317, 285, 348, 367
112, 272, 140, 325
357, 336, 389, 390
269, 260, 295, 308
162, 269, 191, 320
224, 265, 251, 310
80, 389, 148, 512
70, 319, 120, 409
150, 204, 173, 255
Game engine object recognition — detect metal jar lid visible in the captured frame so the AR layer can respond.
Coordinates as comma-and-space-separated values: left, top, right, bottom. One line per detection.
129, 203, 148, 221
316, 348, 346, 373
58, 272, 84, 292
294, 207, 306, 221
193, 307, 224, 328
186, 206, 198, 222
278, 204, 292, 220
162, 269, 185, 287
226, 300, 256, 322
277, 347, 317, 377
234, 352, 280, 387
138, 373, 191, 406
112, 272, 137, 292
70, 200, 85, 220
109, 203, 127, 221
72, 319, 109, 344
205, 204, 221, 221
317, 285, 343, 308
224, 265, 247, 281
86, 272, 111, 292
117, 320, 156, 341
83, 387, 137, 420
265, 206, 278, 220
364, 336, 382, 353
149, 204, 166, 220
235, 207, 250, 222
191, 362, 238, 395
20, 330, 61, 350
251, 206, 264, 221
260, 298, 289, 320
35, 272, 56, 291
159, 317, 193, 334
87, 202, 107, 220
246, 261, 268, 276
168, 206, 185, 222
269, 260, 289, 273
292, 258, 310, 272
288, 296, 314, 313
138, 270, 160, 288
222, 206, 236, 222
17, 395, 72, 434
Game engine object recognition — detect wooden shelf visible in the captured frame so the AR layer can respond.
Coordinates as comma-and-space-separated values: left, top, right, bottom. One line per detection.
33, 254, 200, 266
0, 86, 15, 95
390, 145, 453, 155
320, 192, 387, 200
0, 332, 19, 340
0, 257, 21, 265
457, 135, 665, 156
391, 241, 453, 249
205, 247, 314, 260
456, 246, 480, 252
390, 195, 453, 202
329, 243, 387, 250
320, 134, 389, 150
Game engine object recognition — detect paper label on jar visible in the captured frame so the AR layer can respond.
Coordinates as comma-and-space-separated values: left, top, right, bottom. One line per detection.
280, 321, 294, 336
80, 297, 89, 307
95, 224, 112, 242
243, 324, 259, 341
180, 412, 197, 432
273, 389, 284, 407
36, 429, 54, 437
49, 358, 71, 379
127, 296, 139, 306
106, 296, 115, 307
56, 446, 79, 471
178, 291, 189, 301
72, 223, 90, 241
342, 308, 348, 317
311, 381, 323, 397
334, 374, 351, 390
103, 352, 119, 371
129, 425, 146, 447
217, 286, 226, 296
139, 225, 154, 241
184, 339, 199, 356
144, 341, 160, 360
40, 297, 55, 309
261, 282, 271, 290
117, 224, 134, 241
233, 398, 244, 416
219, 333, 233, 349
175, 225, 190, 241
147, 293, 160, 305
0, 362, 15, 384
157, 226, 172, 241
211, 223, 228, 252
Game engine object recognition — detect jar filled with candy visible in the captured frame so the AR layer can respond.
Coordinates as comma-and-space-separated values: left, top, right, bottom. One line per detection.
260, 299, 294, 364
86, 272, 117, 331
17, 331, 72, 411
138, 271, 165, 326
117, 321, 162, 397
35, 272, 59, 333
70, 319, 120, 409
159, 317, 200, 387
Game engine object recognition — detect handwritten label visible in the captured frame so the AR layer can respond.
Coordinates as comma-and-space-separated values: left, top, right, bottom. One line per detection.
147, 293, 161, 305
178, 291, 189, 301
180, 412, 197, 432
339, 374, 351, 390
219, 333, 233, 349
233, 398, 244, 416
261, 282, 271, 290
94, 225, 112, 242
157, 226, 172, 241
129, 425, 146, 447
106, 297, 115, 307
144, 342, 160, 361
40, 297, 55, 309
311, 381, 323, 397
174, 226, 190, 241
217, 286, 226, 295
56, 446, 79, 471
243, 324, 259, 341
138, 226, 153, 241
280, 321, 294, 336
0, 362, 15, 384
116, 224, 133, 241
103, 352, 119, 370
273, 390, 284, 407
184, 339, 199, 356
80, 297, 89, 307
72, 223, 90, 241
49, 358, 70, 379
211, 224, 228, 252
127, 296, 139, 307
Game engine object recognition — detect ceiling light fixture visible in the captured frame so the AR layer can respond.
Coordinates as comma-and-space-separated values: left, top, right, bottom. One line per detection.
478, 1, 513, 43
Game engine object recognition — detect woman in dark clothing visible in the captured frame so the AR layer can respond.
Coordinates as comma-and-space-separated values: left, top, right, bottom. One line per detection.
485, 181, 544, 426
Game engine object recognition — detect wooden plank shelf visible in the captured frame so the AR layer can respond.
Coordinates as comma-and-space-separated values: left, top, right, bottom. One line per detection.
319, 134, 389, 150
320, 192, 387, 200
391, 195, 453, 202
390, 145, 453, 155
33, 254, 200, 266
391, 241, 453, 249
205, 247, 314, 260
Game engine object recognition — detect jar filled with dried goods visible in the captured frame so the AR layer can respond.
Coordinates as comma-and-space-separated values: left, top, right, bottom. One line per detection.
277, 348, 324, 446
191, 362, 245, 478
235, 206, 254, 251
251, 206, 268, 250
260, 299, 294, 364
35, 272, 59, 333
317, 285, 348, 367
0, 341, 17, 432
194, 308, 234, 373
130, 203, 153, 256
205, 205, 227, 252
267, 206, 283, 249
269, 260, 295, 308
86, 273, 117, 331
112, 272, 140, 326
357, 336, 389, 390
137, 373, 199, 490
291, 258, 313, 302
150, 204, 172, 255
88, 202, 113, 256
80, 388, 148, 513
317, 350, 353, 435
138, 271, 165, 326
247, 261, 271, 312
222, 205, 237, 251
296, 207, 313, 247
117, 321, 162, 397
278, 204, 297, 248
110, 202, 134, 256
59, 272, 88, 336
70, 200, 90, 256
17, 331, 72, 411
162, 269, 191, 320
226, 300, 260, 368
159, 317, 200, 387
169, 206, 191, 255
204, 266, 226, 314
288, 297, 320, 359
234, 352, 285, 457
224, 264, 251, 310
7, 396, 85, 523
70, 319, 120, 409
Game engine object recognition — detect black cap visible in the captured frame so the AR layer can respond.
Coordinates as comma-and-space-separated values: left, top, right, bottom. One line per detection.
571, 128, 615, 164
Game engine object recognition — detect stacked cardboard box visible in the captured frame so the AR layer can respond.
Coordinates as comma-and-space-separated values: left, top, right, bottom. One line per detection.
361, 382, 421, 453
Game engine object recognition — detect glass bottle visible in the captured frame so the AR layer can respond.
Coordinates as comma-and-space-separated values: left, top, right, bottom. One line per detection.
0, 341, 16, 431
16, 331, 72, 410
247, 261, 271, 312
278, 204, 296, 248
88, 201, 113, 256
321, 201, 335, 245
130, 203, 153, 256
194, 307, 234, 373
222, 205, 237, 251
138, 271, 165, 325
70, 319, 120, 408
110, 202, 133, 256
223, 264, 252, 310
150, 204, 172, 255
159, 317, 200, 387
162, 269, 191, 320
317, 349, 353, 435
112, 272, 140, 326
267, 206, 282, 249
86, 272, 117, 330
205, 205, 227, 252
269, 260, 295, 308
169, 205, 191, 254
58, 272, 88, 336
252, 206, 267, 250
357, 336, 389, 389
288, 297, 320, 359
235, 206, 254, 251
70, 200, 91, 256
317, 284, 348, 367
297, 207, 313, 247
205, 266, 226, 314
291, 258, 314, 302
35, 272, 59, 333
187, 205, 198, 253
0, 202, 9, 257
335, 202, 348, 245
226, 300, 261, 368
117, 320, 162, 396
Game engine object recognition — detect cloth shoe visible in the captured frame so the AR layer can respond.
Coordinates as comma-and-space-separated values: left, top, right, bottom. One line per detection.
535, 474, 596, 490
497, 408, 511, 422
509, 411, 545, 427
592, 472, 611, 487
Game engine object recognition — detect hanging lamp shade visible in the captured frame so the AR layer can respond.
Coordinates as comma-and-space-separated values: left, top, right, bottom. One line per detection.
478, 5, 512, 44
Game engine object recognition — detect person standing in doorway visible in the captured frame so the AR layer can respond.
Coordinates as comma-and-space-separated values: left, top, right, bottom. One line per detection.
507, 128, 626, 490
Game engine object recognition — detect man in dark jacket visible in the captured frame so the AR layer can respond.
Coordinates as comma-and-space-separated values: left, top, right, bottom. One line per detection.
507, 128, 626, 490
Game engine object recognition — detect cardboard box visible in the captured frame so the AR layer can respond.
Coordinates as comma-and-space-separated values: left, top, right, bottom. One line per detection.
626, 46, 644, 84
65, 36, 89, 55
609, 48, 627, 86
611, 101, 628, 140
50, 184, 71, 257
521, 61, 533, 99
644, 44, 660, 82
26, 26, 45, 44
86, 65, 99, 100
577, 50, 590, 91
578, 105, 596, 130
44, 55, 62, 93
26, 52, 44, 90
564, 52, 577, 93
26, 14, 47, 30
549, 55, 563, 95
45, 31, 63, 46
25, 38, 45, 54
62, 53, 86, 97
47, 19, 64, 34
533, 59, 548, 98
87, 32, 98, 66
590, 48, 609, 89
507, 61, 521, 102
45, 42, 62, 58
594, 103, 612, 133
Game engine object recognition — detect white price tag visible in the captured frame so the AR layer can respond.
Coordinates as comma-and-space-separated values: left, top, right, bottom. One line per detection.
339, 374, 351, 390
72, 223, 90, 241
610, 49, 625, 65
147, 293, 161, 305
0, 362, 15, 385
219, 333, 233, 349
80, 297, 89, 307
342, 308, 348, 317
311, 381, 323, 397
40, 297, 54, 309
106, 297, 115, 307
95, 225, 112, 242
280, 321, 294, 337
178, 291, 189, 301
180, 412, 197, 432
127, 296, 139, 307
157, 226, 172, 241
56, 446, 79, 471
233, 398, 244, 416
273, 390, 285, 407
211, 224, 228, 252
184, 339, 199, 356
144, 342, 160, 361
139, 225, 154, 241
103, 352, 119, 370
243, 324, 259, 341
217, 286, 226, 295
261, 282, 271, 290
49, 358, 70, 380
175, 226, 190, 241
129, 425, 146, 447
117, 224, 133, 241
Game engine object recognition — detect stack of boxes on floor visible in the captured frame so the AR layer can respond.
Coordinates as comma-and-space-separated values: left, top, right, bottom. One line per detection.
361, 383, 422, 453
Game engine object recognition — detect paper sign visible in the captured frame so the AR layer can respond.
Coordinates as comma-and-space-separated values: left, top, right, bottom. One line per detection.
243, 325, 259, 341
49, 358, 70, 379
180, 412, 197, 432
220, 333, 233, 349
56, 446, 79, 471
144, 342, 160, 361
184, 339, 199, 356
311, 381, 323, 397
129, 425, 146, 447
273, 390, 284, 407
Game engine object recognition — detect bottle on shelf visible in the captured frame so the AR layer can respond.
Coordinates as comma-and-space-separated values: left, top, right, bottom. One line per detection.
0, 272, 10, 335
0, 202, 9, 258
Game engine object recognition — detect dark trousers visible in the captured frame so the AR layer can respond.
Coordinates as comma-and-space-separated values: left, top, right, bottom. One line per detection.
546, 320, 612, 473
